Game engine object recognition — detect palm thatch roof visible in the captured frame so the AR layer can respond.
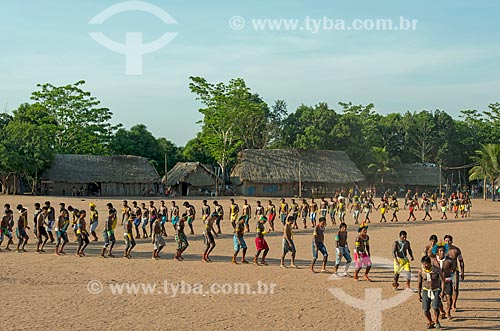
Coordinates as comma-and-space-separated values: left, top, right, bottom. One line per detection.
385, 163, 443, 186
163, 162, 219, 187
42, 154, 160, 184
231, 149, 364, 184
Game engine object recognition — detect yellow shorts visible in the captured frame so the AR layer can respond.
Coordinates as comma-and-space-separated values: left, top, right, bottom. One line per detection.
231, 214, 238, 222
394, 258, 411, 274
380, 208, 386, 215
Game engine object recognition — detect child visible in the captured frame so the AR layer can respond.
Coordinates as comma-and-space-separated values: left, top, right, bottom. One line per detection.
334, 223, 352, 277
253, 216, 269, 266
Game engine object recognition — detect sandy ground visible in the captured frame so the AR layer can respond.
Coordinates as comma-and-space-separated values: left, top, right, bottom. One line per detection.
0, 195, 499, 331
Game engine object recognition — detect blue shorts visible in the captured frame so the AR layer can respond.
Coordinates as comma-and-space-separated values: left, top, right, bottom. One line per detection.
310, 212, 317, 221
233, 235, 247, 252
133, 218, 141, 226
312, 241, 328, 259
335, 246, 352, 265
161, 216, 167, 225
172, 216, 179, 226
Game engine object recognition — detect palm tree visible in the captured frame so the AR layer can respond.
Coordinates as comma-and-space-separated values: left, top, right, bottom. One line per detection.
367, 146, 398, 188
469, 143, 500, 201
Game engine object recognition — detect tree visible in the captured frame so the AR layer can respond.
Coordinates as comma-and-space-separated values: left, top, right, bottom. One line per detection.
189, 76, 269, 186
0, 119, 54, 194
30, 81, 119, 154
367, 146, 398, 187
469, 143, 500, 201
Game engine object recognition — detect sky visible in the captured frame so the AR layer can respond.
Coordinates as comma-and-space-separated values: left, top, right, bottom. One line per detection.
1, 0, 500, 146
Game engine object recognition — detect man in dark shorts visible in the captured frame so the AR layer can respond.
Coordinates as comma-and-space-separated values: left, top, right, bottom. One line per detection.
123, 212, 136, 259
36, 207, 49, 253
334, 223, 352, 277
444, 234, 465, 312
310, 217, 328, 273
152, 216, 165, 259
281, 216, 297, 268
433, 243, 456, 320
76, 210, 90, 257
0, 206, 14, 251
418, 255, 444, 329
16, 205, 29, 252
213, 200, 223, 234
174, 215, 189, 261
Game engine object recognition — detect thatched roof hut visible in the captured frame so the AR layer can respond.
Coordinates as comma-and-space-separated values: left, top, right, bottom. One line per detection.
385, 163, 443, 187
231, 149, 364, 197
41, 154, 160, 196
163, 162, 219, 196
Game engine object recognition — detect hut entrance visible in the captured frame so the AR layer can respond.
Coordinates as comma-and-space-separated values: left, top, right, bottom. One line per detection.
180, 182, 189, 196
87, 182, 101, 196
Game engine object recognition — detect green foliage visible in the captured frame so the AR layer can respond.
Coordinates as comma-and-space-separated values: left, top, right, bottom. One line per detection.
469, 144, 500, 197
30, 81, 119, 154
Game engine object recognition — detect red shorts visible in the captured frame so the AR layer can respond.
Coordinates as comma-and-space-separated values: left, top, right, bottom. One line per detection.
268, 214, 276, 222
255, 237, 269, 250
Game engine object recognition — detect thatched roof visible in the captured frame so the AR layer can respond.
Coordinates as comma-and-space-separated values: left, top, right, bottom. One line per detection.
385, 163, 443, 186
231, 149, 364, 184
42, 154, 160, 184
163, 162, 218, 187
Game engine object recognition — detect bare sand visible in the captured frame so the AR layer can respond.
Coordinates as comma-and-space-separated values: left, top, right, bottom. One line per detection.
0, 196, 498, 331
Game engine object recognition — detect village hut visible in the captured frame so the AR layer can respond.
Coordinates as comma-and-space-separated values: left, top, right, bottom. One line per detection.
41, 154, 160, 196
163, 162, 220, 196
384, 163, 444, 192
230, 149, 364, 197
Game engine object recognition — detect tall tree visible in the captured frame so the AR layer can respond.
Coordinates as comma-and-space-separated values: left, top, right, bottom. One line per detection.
469, 143, 500, 200
30, 81, 119, 154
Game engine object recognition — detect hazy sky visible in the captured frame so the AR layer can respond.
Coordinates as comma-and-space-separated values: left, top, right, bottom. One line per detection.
1, 0, 499, 146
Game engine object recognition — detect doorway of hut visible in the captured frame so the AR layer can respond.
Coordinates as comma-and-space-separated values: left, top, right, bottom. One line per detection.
87, 182, 101, 196
181, 182, 189, 196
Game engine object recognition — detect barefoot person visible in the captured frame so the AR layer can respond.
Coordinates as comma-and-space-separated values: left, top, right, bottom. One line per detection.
444, 235, 465, 312
300, 199, 310, 229
392, 230, 415, 291
171, 201, 180, 231
310, 198, 318, 227
152, 216, 165, 260
202, 213, 218, 262
230, 199, 239, 230
253, 216, 269, 266
353, 223, 372, 281
123, 212, 136, 259
15, 205, 29, 252
350, 196, 361, 224
44, 201, 56, 244
174, 215, 189, 261
101, 209, 116, 258
232, 216, 248, 264
265, 200, 276, 232
433, 243, 457, 320
121, 200, 131, 226
280, 216, 297, 268
132, 201, 142, 239
213, 200, 223, 234
334, 223, 352, 277
76, 210, 90, 257
141, 202, 149, 238
159, 200, 168, 237
242, 199, 251, 232
55, 206, 70, 255
418, 255, 444, 330
183, 201, 195, 235
310, 217, 328, 273
35, 207, 49, 253
0, 207, 14, 251
89, 203, 99, 241
290, 199, 299, 230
